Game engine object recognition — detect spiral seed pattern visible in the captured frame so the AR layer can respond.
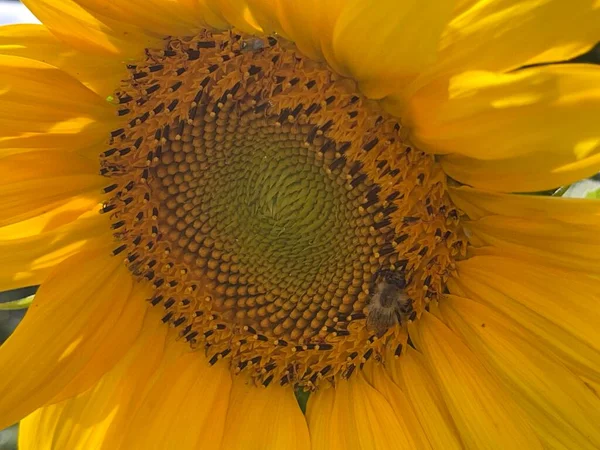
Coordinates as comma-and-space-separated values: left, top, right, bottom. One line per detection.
101, 30, 466, 388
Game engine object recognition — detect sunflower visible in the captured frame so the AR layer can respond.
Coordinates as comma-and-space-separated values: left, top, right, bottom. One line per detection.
1, 0, 600, 448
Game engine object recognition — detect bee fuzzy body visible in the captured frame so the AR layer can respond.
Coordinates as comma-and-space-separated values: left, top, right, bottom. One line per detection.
366, 269, 413, 337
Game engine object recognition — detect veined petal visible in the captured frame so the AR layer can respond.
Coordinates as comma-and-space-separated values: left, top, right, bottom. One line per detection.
407, 65, 600, 186
0, 55, 117, 154
279, 0, 346, 71
452, 186, 600, 273
387, 347, 463, 450
307, 374, 412, 450
440, 294, 600, 449
245, 0, 345, 64
0, 24, 126, 98
441, 148, 600, 193
99, 309, 171, 449
450, 186, 600, 224
51, 285, 148, 403
449, 256, 600, 387
245, 0, 288, 35
192, 0, 232, 30
0, 151, 105, 227
309, 0, 348, 75
19, 371, 122, 450
386, 1, 600, 111
0, 247, 132, 430
74, 0, 224, 37
221, 379, 309, 450
331, 0, 455, 99
0, 195, 100, 240
19, 308, 170, 450
413, 312, 543, 449
362, 362, 432, 449
436, 0, 600, 75
206, 0, 263, 34
0, 52, 111, 111
0, 209, 110, 291
22, 0, 158, 56
305, 384, 336, 450
466, 217, 600, 274
119, 349, 232, 450
265, 0, 321, 59
223, 0, 345, 70
582, 377, 600, 399
0, 195, 107, 289
452, 0, 479, 16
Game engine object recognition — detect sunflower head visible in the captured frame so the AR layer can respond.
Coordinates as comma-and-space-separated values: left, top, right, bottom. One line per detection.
99, 28, 466, 388
1, 1, 600, 449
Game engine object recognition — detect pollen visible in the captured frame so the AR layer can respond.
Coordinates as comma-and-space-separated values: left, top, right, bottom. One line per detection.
100, 29, 466, 389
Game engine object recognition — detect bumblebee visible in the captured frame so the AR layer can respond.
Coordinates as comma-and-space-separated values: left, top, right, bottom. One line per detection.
366, 269, 413, 337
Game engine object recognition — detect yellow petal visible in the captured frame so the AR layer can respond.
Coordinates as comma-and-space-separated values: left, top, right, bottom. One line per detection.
0, 247, 132, 429
0, 210, 110, 291
50, 284, 148, 403
19, 308, 170, 450
436, 0, 600, 75
194, 0, 232, 30
19, 373, 120, 450
245, 0, 288, 35
0, 195, 100, 240
269, 0, 322, 59
408, 66, 600, 177
22, 0, 157, 56
309, 0, 349, 75
97, 308, 171, 449
331, 0, 455, 99
449, 255, 600, 387
450, 186, 600, 225
307, 373, 413, 450
440, 294, 600, 449
388, 347, 463, 450
226, 0, 345, 68
581, 376, 600, 399
0, 150, 105, 227
452, 186, 600, 273
280, 0, 346, 72
305, 383, 335, 449
362, 362, 432, 449
119, 349, 232, 450
247, 0, 344, 63
75, 0, 222, 37
466, 216, 600, 274
441, 149, 600, 193
413, 312, 543, 449
0, 54, 117, 154
387, 1, 600, 111
0, 24, 125, 98
205, 0, 263, 34
221, 379, 309, 450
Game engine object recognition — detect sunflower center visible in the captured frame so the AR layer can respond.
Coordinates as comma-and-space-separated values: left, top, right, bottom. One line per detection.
101, 30, 465, 389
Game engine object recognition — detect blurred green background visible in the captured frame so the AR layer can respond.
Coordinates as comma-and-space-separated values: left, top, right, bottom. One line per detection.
0, 288, 33, 450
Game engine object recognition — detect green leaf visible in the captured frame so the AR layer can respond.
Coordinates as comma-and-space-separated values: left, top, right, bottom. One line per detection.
585, 188, 600, 199
563, 178, 600, 199
295, 388, 310, 414
0, 295, 34, 311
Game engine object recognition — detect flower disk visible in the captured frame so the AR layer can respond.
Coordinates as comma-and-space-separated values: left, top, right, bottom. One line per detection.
101, 29, 466, 389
